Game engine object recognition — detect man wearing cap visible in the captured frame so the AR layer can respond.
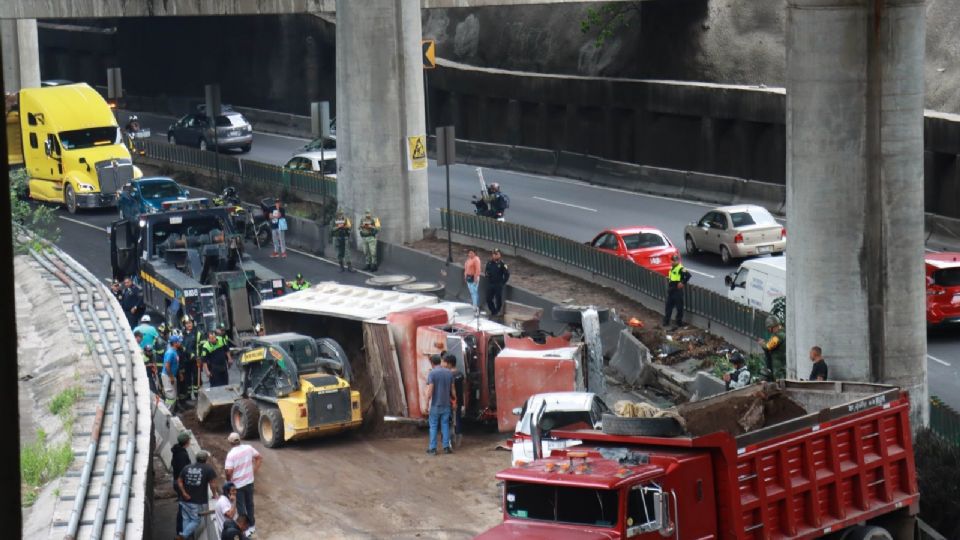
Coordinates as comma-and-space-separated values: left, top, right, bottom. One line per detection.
331, 208, 354, 272
177, 450, 219, 540
288, 273, 311, 291
163, 334, 183, 411
359, 209, 381, 272
170, 431, 192, 534
225, 432, 263, 535
484, 249, 510, 317
133, 314, 159, 349
663, 254, 691, 329
723, 351, 752, 391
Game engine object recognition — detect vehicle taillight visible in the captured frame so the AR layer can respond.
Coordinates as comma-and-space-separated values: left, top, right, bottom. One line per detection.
928, 287, 946, 296
734, 233, 744, 244
780, 227, 787, 239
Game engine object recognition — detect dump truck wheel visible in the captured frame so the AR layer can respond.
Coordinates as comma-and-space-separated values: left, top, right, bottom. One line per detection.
231, 399, 259, 439
841, 526, 893, 540
259, 407, 284, 448
601, 413, 683, 437
552, 305, 610, 325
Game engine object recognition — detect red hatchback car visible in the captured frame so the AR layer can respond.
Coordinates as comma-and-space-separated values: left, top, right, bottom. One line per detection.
589, 227, 679, 276
927, 252, 960, 325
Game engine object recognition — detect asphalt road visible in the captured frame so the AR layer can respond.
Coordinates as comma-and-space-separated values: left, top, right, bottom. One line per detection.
108, 111, 960, 408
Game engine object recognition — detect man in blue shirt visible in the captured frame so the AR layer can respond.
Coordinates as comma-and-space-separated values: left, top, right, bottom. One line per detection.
133, 314, 159, 349
163, 334, 182, 411
425, 353, 454, 455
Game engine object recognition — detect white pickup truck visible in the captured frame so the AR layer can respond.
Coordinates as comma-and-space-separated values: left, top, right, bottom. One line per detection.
509, 392, 609, 466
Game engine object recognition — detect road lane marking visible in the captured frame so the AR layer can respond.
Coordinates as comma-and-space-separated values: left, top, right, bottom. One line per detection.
929, 355, 951, 367
687, 268, 715, 279
59, 215, 108, 233
532, 196, 597, 212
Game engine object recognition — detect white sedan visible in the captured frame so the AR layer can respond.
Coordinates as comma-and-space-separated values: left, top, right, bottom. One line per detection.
683, 204, 786, 264
283, 150, 338, 179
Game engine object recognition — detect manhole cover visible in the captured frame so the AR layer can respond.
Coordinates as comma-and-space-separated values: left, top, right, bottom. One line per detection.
394, 282, 443, 293
365, 274, 416, 288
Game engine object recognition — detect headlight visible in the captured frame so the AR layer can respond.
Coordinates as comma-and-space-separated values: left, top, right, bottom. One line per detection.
78, 183, 95, 191
146, 206, 160, 214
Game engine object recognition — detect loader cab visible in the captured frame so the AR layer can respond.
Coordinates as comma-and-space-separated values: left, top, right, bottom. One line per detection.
243, 333, 352, 399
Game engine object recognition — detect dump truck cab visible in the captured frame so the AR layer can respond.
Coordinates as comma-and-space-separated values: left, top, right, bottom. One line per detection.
110, 206, 285, 337
199, 332, 362, 448
18, 83, 142, 212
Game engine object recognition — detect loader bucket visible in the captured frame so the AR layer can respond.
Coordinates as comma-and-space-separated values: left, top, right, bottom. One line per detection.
197, 385, 241, 424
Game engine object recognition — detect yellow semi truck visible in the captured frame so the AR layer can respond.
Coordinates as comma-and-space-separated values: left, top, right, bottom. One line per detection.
14, 83, 141, 213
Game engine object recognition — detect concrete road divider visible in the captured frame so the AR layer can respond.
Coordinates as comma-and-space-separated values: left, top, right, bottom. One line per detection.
555, 151, 600, 182
681, 172, 739, 205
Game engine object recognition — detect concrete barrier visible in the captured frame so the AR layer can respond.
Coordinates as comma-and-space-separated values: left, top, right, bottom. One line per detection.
734, 179, 787, 214
635, 166, 688, 199
682, 172, 739, 205
508, 146, 559, 176
555, 151, 600, 182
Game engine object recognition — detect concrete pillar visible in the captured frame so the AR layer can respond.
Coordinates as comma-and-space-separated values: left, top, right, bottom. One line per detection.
786, 0, 927, 423
1, 19, 40, 90
335, 0, 428, 244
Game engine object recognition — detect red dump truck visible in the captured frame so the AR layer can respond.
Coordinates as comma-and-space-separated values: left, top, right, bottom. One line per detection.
257, 282, 584, 428
478, 381, 919, 540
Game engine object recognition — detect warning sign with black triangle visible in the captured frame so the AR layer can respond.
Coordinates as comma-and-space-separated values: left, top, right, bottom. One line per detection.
422, 39, 436, 69
407, 135, 428, 171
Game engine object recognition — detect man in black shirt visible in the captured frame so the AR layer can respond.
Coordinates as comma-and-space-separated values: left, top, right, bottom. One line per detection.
221, 515, 250, 540
177, 450, 219, 539
808, 346, 829, 381
201, 331, 231, 387
170, 431, 191, 534
180, 317, 200, 400
120, 277, 144, 328
445, 354, 465, 447
484, 249, 510, 317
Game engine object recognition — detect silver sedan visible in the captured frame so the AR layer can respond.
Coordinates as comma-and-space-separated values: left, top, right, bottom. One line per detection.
683, 205, 786, 264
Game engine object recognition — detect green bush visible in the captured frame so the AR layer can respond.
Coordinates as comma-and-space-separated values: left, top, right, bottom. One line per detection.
20, 429, 73, 499
914, 427, 960, 537
9, 168, 60, 250
49, 386, 84, 417
708, 353, 766, 383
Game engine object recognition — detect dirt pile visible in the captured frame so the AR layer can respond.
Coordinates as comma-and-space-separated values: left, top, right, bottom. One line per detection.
678, 384, 806, 437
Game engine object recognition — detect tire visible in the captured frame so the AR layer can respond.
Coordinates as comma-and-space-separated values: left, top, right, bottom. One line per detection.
685, 235, 699, 255
720, 245, 732, 265
256, 225, 270, 247
231, 398, 260, 439
772, 251, 784, 257
199, 138, 208, 151
258, 407, 284, 448
552, 305, 610, 325
601, 413, 684, 437
240, 144, 251, 153
841, 526, 893, 540
168, 133, 176, 145
64, 183, 78, 214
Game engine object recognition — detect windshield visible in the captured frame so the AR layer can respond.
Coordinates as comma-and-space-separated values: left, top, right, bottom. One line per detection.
539, 411, 595, 432
59, 126, 120, 150
139, 181, 182, 199
150, 214, 232, 256
281, 339, 319, 373
216, 114, 247, 127
320, 158, 337, 175
505, 482, 618, 527
623, 232, 666, 250
304, 137, 336, 152
934, 268, 960, 287
730, 209, 777, 228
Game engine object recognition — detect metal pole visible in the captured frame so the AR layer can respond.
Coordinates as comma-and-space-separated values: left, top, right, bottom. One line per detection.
424, 70, 432, 134
446, 163, 452, 263
214, 124, 222, 190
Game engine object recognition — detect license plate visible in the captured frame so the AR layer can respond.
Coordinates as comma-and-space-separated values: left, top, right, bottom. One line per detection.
229, 130, 241, 137
757, 245, 772, 253
952, 294, 960, 305
650, 257, 661, 265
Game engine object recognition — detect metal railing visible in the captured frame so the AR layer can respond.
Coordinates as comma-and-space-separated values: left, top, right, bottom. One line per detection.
140, 139, 335, 199
930, 396, 960, 446
441, 209, 771, 339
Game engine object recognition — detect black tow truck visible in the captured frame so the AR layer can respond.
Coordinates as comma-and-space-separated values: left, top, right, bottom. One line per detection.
109, 202, 286, 337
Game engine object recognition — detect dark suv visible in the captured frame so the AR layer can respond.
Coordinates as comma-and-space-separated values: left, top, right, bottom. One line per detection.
167, 107, 253, 152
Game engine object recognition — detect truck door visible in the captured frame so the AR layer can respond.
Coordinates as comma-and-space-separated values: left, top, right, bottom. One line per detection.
109, 220, 138, 281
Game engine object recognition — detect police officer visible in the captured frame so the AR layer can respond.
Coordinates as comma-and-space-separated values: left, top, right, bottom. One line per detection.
330, 209, 353, 273
484, 249, 510, 317
757, 317, 786, 381
201, 331, 231, 387
663, 254, 691, 329
121, 277, 145, 328
359, 209, 381, 272
288, 273, 311, 291
180, 316, 200, 400
487, 183, 508, 220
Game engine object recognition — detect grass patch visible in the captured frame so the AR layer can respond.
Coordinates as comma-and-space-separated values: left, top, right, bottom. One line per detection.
49, 386, 84, 417
20, 429, 73, 506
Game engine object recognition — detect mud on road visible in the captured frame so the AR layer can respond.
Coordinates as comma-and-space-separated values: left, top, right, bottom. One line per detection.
181, 413, 507, 539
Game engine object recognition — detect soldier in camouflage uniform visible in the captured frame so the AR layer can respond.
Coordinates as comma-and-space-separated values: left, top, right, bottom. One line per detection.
359, 209, 381, 272
331, 209, 353, 272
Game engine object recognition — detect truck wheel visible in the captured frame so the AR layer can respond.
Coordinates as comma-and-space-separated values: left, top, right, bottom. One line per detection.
256, 226, 270, 247
601, 413, 684, 437
841, 526, 893, 540
552, 305, 610, 325
240, 144, 251, 153
258, 407, 284, 448
231, 398, 259, 439
64, 184, 78, 214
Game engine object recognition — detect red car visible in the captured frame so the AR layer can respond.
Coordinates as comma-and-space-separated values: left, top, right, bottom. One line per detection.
588, 227, 679, 275
926, 252, 960, 325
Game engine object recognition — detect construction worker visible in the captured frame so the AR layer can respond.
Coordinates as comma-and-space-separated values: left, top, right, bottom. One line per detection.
331, 209, 353, 272
359, 209, 381, 272
723, 351, 752, 390
201, 331, 231, 387
288, 273, 311, 291
663, 254, 691, 329
133, 314, 159, 349
163, 334, 183, 411
757, 316, 786, 381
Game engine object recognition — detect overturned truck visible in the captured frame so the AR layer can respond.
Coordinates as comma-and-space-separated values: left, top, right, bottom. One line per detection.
256, 282, 589, 429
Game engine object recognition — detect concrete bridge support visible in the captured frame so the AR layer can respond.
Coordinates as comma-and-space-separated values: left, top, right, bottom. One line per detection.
786, 0, 927, 423
1, 18, 40, 90
335, 0, 429, 244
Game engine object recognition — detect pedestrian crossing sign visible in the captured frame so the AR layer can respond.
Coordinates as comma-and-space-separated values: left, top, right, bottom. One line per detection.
407, 135, 428, 171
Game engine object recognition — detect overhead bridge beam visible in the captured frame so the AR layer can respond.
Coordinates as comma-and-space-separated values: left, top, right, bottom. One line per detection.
0, 0, 637, 20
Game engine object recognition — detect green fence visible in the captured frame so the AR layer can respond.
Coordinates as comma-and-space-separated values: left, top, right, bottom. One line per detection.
140, 139, 335, 199
930, 396, 960, 446
441, 209, 771, 340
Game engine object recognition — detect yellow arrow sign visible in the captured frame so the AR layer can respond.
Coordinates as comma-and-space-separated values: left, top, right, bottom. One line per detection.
422, 39, 436, 69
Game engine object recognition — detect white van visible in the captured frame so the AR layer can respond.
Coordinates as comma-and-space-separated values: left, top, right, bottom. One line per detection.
724, 256, 786, 311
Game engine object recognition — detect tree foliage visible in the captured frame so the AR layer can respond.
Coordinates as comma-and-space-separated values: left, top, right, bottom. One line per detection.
913, 427, 960, 537
9, 168, 61, 250
581, 2, 642, 47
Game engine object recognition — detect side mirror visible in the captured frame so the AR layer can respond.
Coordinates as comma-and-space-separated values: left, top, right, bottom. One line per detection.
79, 157, 90, 172
724, 275, 733, 287
184, 190, 190, 197
512, 407, 522, 416
653, 492, 675, 537
43, 139, 52, 157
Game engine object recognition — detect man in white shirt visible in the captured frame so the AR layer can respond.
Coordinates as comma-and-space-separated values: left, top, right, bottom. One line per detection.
214, 482, 237, 535
224, 432, 263, 536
